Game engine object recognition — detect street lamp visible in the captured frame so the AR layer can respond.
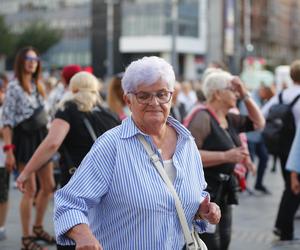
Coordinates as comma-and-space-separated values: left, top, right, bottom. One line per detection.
171, 0, 179, 76
104, 0, 118, 79
244, 0, 253, 55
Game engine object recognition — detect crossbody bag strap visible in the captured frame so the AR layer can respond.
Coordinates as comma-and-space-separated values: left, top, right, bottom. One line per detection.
137, 134, 196, 249
63, 116, 97, 176
82, 117, 97, 142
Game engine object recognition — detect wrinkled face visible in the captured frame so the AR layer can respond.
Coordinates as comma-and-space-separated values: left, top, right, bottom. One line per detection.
24, 50, 39, 75
124, 79, 173, 128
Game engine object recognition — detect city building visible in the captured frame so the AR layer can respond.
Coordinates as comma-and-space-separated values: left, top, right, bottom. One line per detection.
244, 0, 300, 68
0, 0, 92, 68
2, 0, 300, 79
120, 0, 208, 80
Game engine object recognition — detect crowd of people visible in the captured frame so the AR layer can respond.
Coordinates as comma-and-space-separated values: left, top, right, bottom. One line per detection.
0, 46, 299, 250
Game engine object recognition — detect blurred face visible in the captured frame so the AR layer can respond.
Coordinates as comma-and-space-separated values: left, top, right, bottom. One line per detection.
24, 50, 39, 75
172, 83, 181, 104
218, 83, 238, 109
124, 79, 173, 130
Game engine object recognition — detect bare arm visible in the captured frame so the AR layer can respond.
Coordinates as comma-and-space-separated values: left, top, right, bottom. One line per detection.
16, 118, 70, 191
232, 77, 265, 129
66, 224, 103, 250
3, 126, 15, 172
200, 147, 249, 167
243, 97, 265, 129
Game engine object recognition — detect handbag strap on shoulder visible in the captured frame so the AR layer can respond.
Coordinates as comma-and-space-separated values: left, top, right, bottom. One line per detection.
82, 116, 97, 141
137, 134, 196, 248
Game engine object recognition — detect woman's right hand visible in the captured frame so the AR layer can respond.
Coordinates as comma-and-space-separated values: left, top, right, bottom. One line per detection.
67, 224, 103, 250
75, 235, 103, 250
225, 147, 249, 164
5, 150, 16, 172
16, 171, 30, 193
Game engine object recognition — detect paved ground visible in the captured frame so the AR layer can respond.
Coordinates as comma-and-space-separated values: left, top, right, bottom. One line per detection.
230, 163, 300, 250
0, 161, 299, 250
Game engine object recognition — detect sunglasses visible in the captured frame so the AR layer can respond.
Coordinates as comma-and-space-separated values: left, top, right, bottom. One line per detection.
25, 55, 40, 62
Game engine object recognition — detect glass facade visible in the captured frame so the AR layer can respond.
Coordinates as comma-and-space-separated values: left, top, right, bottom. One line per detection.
122, 0, 199, 38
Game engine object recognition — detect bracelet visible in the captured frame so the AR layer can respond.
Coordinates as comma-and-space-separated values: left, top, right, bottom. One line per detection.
241, 92, 251, 101
3, 144, 16, 152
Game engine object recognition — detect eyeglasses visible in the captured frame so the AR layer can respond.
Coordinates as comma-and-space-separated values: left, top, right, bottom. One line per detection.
25, 56, 40, 62
129, 90, 173, 104
224, 86, 236, 92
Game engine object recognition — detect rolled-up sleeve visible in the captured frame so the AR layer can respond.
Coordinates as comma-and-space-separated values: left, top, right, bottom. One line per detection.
193, 191, 209, 233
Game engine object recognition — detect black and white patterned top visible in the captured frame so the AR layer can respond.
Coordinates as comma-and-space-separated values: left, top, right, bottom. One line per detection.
2, 80, 44, 128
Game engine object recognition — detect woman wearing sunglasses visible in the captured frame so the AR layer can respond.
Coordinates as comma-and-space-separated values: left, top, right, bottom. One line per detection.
2, 47, 55, 250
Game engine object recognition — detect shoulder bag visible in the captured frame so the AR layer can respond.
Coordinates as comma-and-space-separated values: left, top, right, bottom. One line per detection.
19, 90, 48, 132
138, 134, 207, 250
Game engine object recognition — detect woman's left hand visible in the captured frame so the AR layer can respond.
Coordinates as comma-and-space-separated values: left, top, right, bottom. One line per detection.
196, 196, 221, 225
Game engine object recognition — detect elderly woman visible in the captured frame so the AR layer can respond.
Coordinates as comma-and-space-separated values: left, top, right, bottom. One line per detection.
186, 70, 265, 250
53, 56, 220, 249
16, 71, 120, 189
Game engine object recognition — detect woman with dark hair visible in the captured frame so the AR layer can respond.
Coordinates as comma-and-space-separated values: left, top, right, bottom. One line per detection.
2, 47, 55, 249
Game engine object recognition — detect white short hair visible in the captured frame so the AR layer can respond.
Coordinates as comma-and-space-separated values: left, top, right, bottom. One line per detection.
202, 71, 233, 101
121, 56, 175, 94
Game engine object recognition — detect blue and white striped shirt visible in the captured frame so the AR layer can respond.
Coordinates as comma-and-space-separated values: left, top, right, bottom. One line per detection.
54, 116, 208, 249
286, 123, 300, 174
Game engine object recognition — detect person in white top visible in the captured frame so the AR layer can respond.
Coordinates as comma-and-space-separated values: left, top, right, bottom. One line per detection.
262, 60, 300, 241
177, 81, 198, 111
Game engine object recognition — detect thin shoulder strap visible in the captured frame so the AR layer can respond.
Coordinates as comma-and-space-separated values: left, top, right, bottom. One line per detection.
83, 117, 97, 141
290, 93, 300, 107
278, 91, 283, 104
137, 134, 196, 249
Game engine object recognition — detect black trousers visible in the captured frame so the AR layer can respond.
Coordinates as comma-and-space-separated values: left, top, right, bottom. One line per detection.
248, 141, 269, 188
199, 198, 232, 250
275, 155, 300, 240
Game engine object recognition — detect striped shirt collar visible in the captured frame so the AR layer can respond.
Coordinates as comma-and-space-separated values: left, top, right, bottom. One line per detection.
120, 115, 191, 139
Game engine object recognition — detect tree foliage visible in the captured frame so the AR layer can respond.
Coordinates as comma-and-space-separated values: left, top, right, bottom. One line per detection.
15, 22, 62, 54
0, 15, 16, 57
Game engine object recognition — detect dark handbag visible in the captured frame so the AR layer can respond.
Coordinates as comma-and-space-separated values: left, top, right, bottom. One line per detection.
19, 106, 48, 132
205, 173, 229, 204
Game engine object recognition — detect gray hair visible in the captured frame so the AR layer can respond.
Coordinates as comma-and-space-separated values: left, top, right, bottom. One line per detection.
121, 56, 175, 94
202, 71, 233, 101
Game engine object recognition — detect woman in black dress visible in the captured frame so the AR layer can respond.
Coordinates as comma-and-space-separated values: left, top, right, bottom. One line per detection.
186, 70, 265, 250
2, 47, 55, 249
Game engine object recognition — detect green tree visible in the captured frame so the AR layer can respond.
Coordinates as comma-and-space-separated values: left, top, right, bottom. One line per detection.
0, 15, 16, 57
16, 21, 62, 54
